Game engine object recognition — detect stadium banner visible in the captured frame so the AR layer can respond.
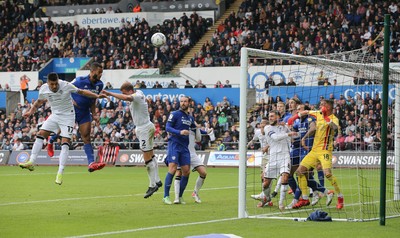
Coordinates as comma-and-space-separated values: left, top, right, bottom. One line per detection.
141, 0, 218, 12
332, 151, 395, 168
96, 88, 240, 109
0, 150, 11, 165
0, 72, 39, 91
115, 150, 209, 166
76, 68, 160, 88
22, 88, 239, 109
7, 150, 94, 165
207, 151, 263, 167
45, 11, 215, 29
269, 85, 395, 105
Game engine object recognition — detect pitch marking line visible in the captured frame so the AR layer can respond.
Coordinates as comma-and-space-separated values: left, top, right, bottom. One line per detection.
65, 217, 240, 238
0, 172, 86, 176
0, 186, 238, 206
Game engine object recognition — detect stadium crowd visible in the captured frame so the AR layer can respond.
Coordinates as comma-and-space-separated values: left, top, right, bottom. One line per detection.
3, 1, 399, 73
0, 1, 211, 73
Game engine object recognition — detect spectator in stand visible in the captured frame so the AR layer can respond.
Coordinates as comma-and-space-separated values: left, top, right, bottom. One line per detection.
264, 75, 275, 94
287, 77, 296, 86
104, 82, 113, 89
334, 131, 346, 151
184, 80, 193, 88
323, 78, 331, 86
224, 80, 232, 88
12, 138, 25, 151
229, 135, 239, 150
194, 80, 207, 88
214, 80, 223, 88
317, 70, 326, 85
2, 139, 12, 151
344, 130, 356, 150
222, 131, 233, 150
153, 81, 163, 89
167, 80, 178, 88
218, 112, 229, 132
363, 131, 375, 150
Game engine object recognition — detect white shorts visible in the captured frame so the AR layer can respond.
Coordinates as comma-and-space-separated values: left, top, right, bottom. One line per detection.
263, 153, 291, 179
190, 153, 204, 171
261, 153, 269, 171
41, 114, 75, 139
136, 122, 155, 151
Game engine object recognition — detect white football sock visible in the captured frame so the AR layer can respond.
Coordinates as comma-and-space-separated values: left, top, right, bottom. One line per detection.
30, 137, 44, 163
57, 144, 69, 174
174, 178, 180, 200
194, 176, 205, 193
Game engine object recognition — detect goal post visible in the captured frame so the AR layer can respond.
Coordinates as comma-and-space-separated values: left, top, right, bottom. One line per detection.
238, 44, 400, 221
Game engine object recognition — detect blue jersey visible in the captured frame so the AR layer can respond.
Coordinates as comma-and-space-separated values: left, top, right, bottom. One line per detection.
71, 75, 103, 112
292, 115, 315, 159
166, 110, 195, 146
282, 112, 292, 123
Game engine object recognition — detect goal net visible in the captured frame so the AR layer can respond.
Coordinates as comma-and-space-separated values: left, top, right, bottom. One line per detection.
238, 46, 400, 222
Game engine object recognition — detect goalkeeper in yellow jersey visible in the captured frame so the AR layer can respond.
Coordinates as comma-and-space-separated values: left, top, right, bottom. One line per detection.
294, 99, 344, 209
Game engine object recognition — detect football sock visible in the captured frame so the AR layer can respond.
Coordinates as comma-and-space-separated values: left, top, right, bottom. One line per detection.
274, 176, 282, 193
298, 174, 309, 200
30, 136, 44, 163
83, 143, 95, 165
326, 174, 341, 194
145, 158, 156, 187
174, 176, 181, 200
179, 175, 189, 197
288, 175, 297, 194
58, 144, 69, 174
49, 134, 58, 144
318, 170, 325, 187
164, 172, 174, 197
152, 156, 161, 183
280, 184, 288, 205
294, 188, 301, 200
194, 176, 205, 193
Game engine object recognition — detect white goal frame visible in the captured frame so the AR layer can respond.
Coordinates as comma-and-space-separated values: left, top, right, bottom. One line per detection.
238, 47, 400, 219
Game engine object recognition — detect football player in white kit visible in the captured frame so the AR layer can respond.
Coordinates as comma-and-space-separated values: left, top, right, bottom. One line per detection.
258, 110, 298, 210
19, 72, 108, 185
101, 82, 162, 199
173, 127, 207, 204
248, 117, 270, 202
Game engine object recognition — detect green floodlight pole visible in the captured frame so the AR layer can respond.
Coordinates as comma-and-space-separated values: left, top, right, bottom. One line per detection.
380, 14, 390, 226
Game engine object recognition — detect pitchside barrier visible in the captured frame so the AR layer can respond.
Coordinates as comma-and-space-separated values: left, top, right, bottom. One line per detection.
0, 150, 10, 165
2, 150, 393, 169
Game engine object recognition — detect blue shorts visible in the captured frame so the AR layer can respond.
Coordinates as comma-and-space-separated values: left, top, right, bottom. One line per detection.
75, 109, 92, 125
290, 148, 301, 166
166, 142, 190, 166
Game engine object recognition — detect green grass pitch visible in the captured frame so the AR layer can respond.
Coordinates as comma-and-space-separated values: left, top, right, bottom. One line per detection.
0, 166, 399, 238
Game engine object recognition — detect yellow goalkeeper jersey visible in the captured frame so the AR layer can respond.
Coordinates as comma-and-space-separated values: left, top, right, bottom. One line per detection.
309, 110, 339, 152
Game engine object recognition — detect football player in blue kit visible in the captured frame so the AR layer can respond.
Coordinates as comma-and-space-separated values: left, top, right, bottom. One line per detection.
48, 62, 106, 172
163, 95, 196, 204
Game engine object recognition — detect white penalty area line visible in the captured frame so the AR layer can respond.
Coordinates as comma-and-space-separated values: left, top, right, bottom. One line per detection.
65, 217, 240, 238
0, 172, 86, 176
0, 186, 238, 207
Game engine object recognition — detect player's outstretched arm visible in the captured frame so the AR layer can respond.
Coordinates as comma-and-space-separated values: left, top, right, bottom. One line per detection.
77, 89, 108, 99
23, 99, 46, 118
101, 90, 133, 102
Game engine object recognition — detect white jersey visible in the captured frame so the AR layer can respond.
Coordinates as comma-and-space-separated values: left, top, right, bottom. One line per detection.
38, 80, 78, 116
265, 124, 291, 155
188, 130, 197, 156
129, 90, 151, 127
253, 127, 268, 149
